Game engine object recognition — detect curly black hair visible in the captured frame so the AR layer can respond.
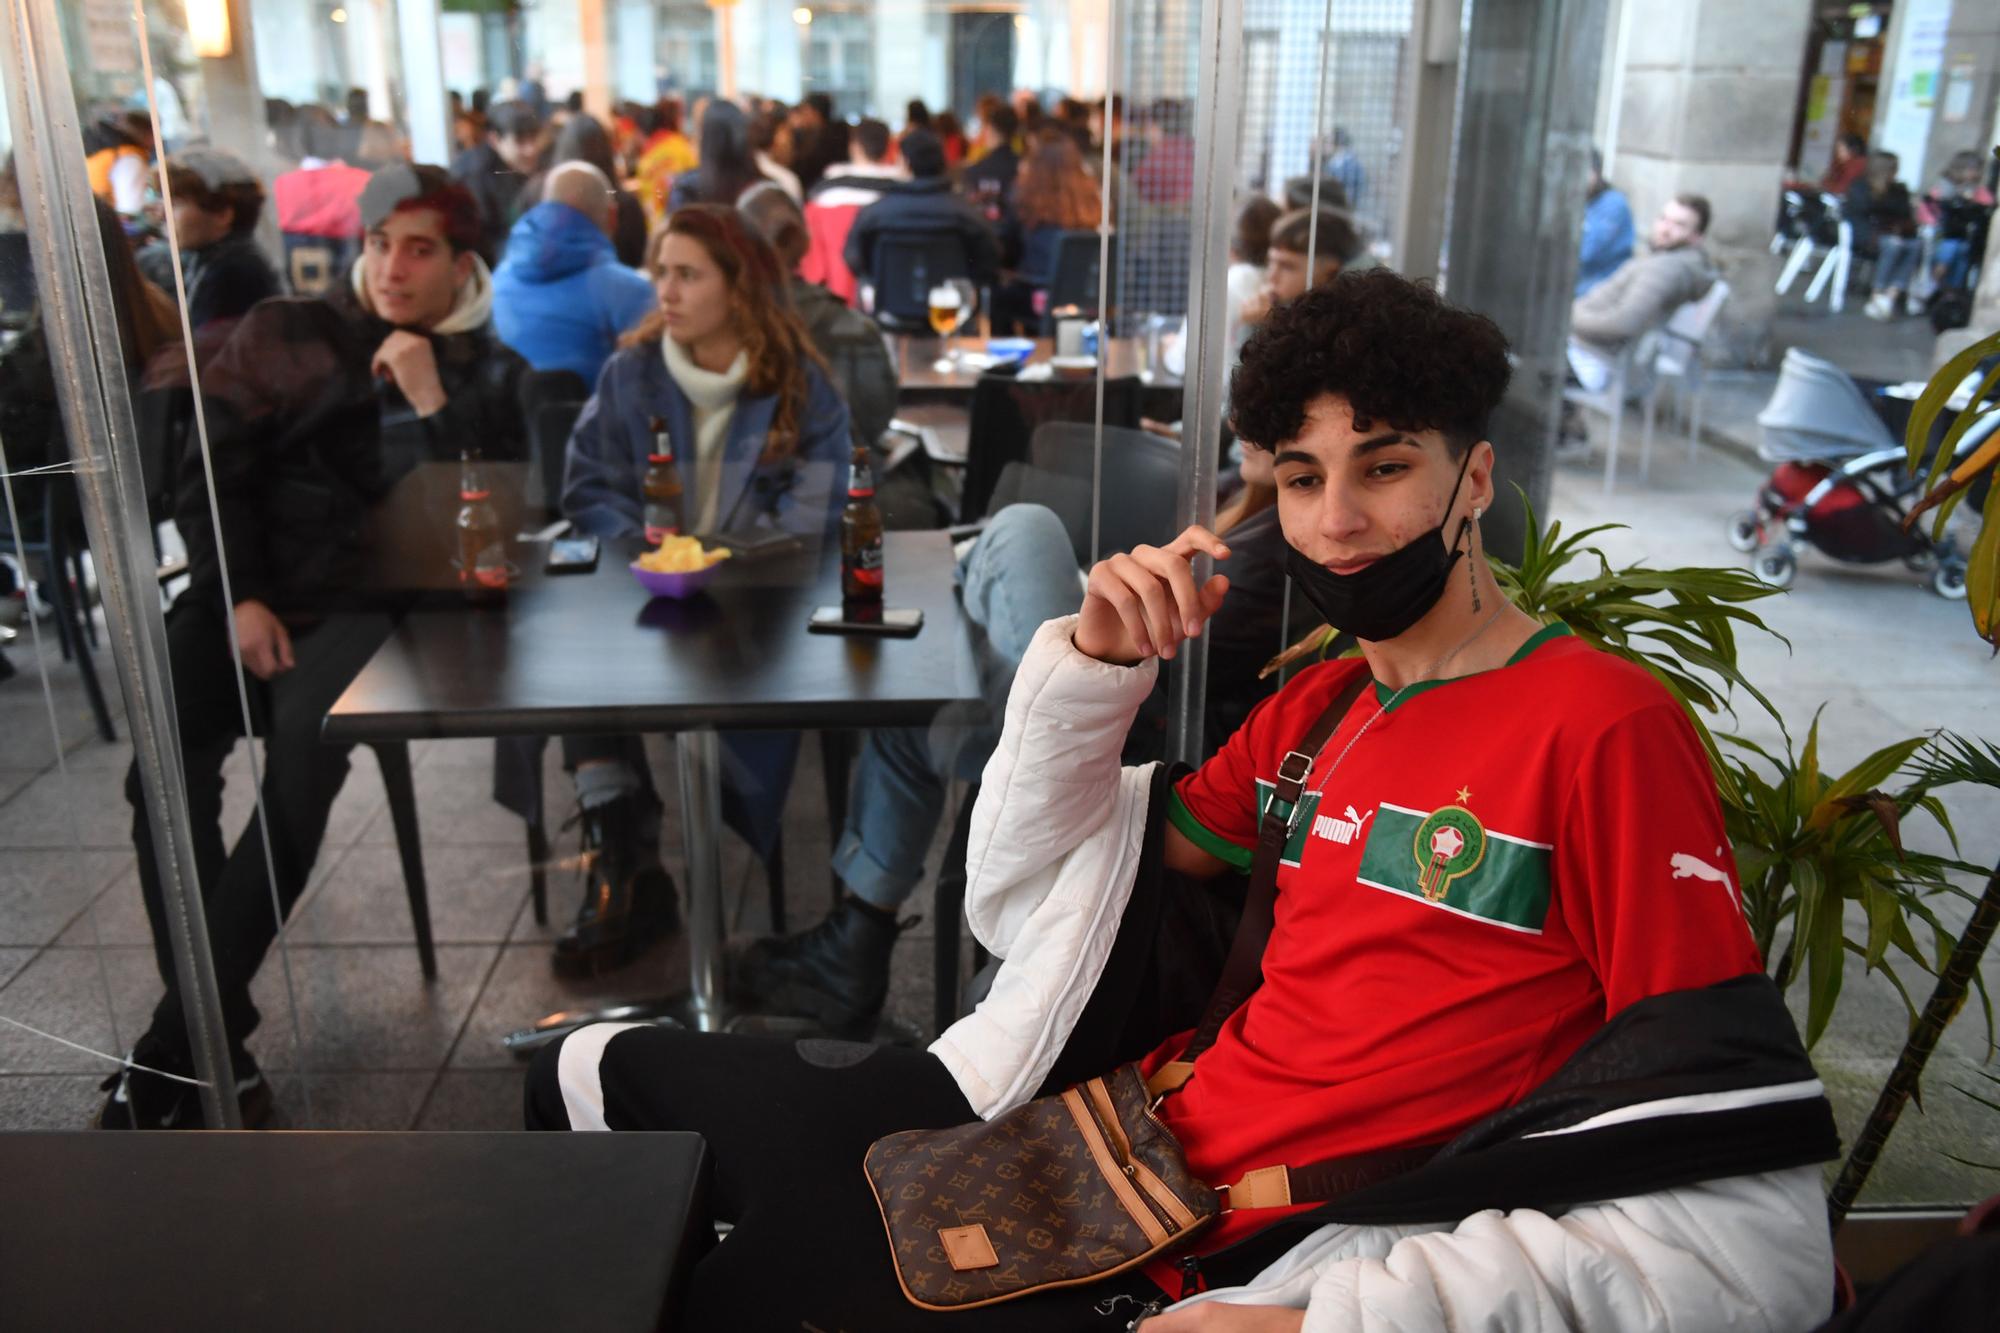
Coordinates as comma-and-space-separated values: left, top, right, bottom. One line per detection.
1229, 268, 1512, 455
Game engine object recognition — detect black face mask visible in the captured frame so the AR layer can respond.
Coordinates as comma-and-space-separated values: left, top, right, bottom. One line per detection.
1283, 449, 1474, 642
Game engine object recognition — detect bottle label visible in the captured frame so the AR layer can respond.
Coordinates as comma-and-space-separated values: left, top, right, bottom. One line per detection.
643, 504, 680, 544
466, 543, 509, 590
846, 541, 884, 588
848, 465, 875, 497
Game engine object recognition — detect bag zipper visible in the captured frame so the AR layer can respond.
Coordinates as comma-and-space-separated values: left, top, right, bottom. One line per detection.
1067, 1086, 1180, 1242
1080, 1082, 1185, 1238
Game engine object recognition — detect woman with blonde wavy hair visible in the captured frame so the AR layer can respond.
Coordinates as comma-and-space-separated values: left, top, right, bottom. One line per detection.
553, 202, 851, 977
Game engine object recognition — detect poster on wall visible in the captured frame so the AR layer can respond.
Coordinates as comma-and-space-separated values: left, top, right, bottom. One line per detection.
1796, 42, 1847, 178
1876, 0, 1952, 185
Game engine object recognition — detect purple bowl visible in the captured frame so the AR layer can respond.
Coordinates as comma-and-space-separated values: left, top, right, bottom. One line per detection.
630, 560, 721, 599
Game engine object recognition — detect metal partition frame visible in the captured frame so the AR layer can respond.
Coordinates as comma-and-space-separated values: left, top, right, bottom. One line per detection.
1166, 0, 1244, 768
1, 0, 239, 1127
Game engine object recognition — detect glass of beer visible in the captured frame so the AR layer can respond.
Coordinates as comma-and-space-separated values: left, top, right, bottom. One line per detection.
928, 280, 976, 372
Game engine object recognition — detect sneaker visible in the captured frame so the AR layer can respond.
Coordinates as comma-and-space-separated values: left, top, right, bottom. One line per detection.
730, 895, 911, 1034
1863, 292, 1893, 321
97, 1041, 273, 1130
553, 795, 682, 978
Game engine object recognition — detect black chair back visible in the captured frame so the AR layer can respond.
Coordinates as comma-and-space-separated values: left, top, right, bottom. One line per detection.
1043, 231, 1117, 322
522, 369, 589, 521
987, 461, 1098, 567
868, 230, 972, 332
1028, 421, 1181, 563
958, 372, 1142, 523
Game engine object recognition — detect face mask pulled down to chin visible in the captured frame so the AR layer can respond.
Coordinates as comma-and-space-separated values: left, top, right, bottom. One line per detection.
1282, 448, 1474, 643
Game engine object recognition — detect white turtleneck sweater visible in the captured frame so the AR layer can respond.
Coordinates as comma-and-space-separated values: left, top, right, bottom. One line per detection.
661, 334, 750, 534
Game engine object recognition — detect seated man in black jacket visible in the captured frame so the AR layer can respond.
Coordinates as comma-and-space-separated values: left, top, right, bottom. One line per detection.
843, 129, 1000, 294
103, 164, 530, 1130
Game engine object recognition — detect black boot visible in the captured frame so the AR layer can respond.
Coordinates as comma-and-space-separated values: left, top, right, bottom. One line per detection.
97, 1032, 273, 1130
731, 894, 908, 1033
553, 795, 681, 978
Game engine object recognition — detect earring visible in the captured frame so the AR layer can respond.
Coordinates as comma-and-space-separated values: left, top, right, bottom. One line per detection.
1473, 506, 1482, 521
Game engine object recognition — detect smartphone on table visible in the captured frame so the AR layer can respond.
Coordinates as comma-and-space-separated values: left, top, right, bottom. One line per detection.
545, 536, 600, 574
809, 605, 924, 637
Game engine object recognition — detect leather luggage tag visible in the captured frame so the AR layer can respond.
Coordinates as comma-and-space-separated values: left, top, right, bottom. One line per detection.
938, 1224, 1000, 1272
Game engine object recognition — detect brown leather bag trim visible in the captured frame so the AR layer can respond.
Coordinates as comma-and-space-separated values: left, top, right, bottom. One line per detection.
1061, 1087, 1172, 1247
861, 1158, 1197, 1313
1086, 1078, 1199, 1232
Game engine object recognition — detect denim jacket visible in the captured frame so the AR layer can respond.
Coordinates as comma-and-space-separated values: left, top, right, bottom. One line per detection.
560, 341, 851, 542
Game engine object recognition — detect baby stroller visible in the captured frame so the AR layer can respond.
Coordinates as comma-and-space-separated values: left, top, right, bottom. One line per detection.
1728, 349, 1981, 597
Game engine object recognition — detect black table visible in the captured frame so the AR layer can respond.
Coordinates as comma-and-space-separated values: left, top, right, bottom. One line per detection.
325, 530, 981, 1033
0, 1130, 710, 1332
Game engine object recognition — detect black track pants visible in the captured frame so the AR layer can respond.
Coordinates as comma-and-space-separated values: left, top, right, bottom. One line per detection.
525, 1025, 1167, 1331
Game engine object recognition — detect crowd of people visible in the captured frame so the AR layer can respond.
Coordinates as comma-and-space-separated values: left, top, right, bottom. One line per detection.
1788, 131, 1995, 325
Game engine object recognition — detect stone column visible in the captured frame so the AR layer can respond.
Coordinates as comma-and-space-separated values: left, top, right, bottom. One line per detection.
1612, 0, 1813, 367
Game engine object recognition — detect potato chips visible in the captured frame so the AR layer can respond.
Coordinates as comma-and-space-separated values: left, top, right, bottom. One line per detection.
635, 534, 731, 573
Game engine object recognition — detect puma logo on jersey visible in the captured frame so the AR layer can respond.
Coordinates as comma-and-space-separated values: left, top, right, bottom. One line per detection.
1312, 804, 1374, 846
1670, 849, 1739, 909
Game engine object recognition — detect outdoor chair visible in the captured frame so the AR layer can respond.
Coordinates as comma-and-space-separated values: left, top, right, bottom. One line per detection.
0, 471, 117, 743
1645, 278, 1732, 467
1028, 420, 1182, 563
522, 369, 589, 524
1039, 230, 1118, 333
1773, 191, 1854, 313
863, 230, 973, 334
958, 371, 1143, 523
1565, 280, 1733, 494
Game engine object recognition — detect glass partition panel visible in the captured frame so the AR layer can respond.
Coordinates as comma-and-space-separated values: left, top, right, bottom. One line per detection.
1, 0, 247, 1130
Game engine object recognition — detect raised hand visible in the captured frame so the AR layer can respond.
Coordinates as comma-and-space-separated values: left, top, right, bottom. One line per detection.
1075, 524, 1232, 666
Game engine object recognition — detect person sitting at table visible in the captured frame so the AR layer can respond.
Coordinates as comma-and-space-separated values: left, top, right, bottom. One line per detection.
553, 203, 852, 977
989, 129, 1101, 335
527, 269, 1836, 1332
103, 164, 531, 1129
491, 160, 655, 387
738, 182, 898, 450
843, 129, 1001, 298
729, 436, 1308, 1035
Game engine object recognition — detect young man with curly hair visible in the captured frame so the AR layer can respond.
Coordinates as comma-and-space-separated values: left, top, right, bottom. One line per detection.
526, 270, 1839, 1331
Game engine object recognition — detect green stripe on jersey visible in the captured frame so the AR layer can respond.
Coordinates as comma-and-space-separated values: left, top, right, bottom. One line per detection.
1168, 791, 1255, 872
1355, 801, 1552, 933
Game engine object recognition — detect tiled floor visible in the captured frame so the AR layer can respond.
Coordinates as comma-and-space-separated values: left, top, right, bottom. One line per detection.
3, 415, 1997, 1207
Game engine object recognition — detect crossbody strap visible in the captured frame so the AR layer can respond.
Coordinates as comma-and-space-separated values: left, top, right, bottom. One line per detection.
1150, 665, 1376, 1095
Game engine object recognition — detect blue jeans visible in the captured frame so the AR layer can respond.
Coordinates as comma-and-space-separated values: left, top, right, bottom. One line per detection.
1874, 235, 1923, 293
831, 504, 1085, 911
1933, 238, 1972, 290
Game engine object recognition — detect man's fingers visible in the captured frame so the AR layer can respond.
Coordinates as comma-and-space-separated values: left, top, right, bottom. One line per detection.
1165, 524, 1232, 563
1087, 565, 1154, 658
1108, 552, 1182, 658
1135, 544, 1207, 639
1201, 572, 1230, 615
273, 623, 296, 672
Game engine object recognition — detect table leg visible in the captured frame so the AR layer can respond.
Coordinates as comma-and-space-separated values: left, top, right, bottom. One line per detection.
675, 728, 727, 1032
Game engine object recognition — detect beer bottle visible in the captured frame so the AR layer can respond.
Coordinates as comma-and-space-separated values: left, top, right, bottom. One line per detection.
841, 445, 884, 605
455, 450, 508, 606
642, 415, 686, 543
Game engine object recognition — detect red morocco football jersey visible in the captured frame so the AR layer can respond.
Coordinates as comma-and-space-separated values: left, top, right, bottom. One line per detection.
1147, 622, 1763, 1274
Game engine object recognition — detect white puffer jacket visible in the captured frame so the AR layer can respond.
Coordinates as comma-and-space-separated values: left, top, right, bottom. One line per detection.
929, 616, 1834, 1332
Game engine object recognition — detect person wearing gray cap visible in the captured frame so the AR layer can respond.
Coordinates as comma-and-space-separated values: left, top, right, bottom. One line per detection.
103, 162, 531, 1131
142, 148, 280, 332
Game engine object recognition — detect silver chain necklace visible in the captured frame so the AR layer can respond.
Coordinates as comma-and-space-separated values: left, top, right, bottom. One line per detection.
1299, 602, 1512, 803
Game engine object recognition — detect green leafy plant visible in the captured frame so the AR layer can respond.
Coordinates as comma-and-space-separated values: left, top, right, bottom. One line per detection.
1944, 1068, 2000, 1173
1717, 722, 1978, 1050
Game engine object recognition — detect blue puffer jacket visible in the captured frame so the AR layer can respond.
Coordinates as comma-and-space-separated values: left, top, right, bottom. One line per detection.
561, 341, 851, 545
492, 202, 656, 386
